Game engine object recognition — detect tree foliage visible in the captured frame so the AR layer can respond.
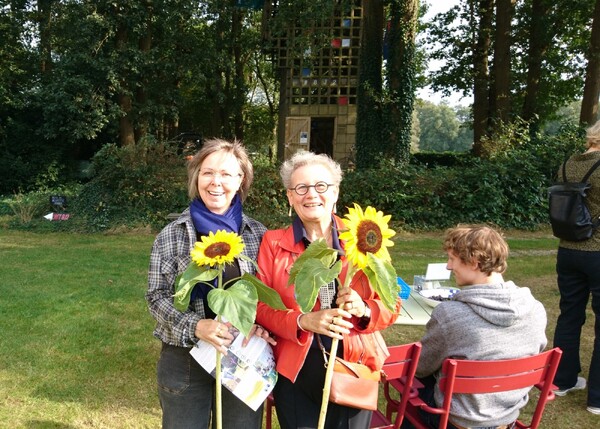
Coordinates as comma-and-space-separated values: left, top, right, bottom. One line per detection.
415, 100, 473, 152
423, 0, 596, 149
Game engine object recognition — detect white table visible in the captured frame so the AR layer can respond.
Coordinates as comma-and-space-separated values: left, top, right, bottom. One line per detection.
395, 288, 434, 326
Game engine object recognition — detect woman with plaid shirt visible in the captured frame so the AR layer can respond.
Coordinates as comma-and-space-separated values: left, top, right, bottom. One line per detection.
146, 138, 274, 429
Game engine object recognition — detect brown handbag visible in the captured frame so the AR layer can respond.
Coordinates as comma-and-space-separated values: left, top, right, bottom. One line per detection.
317, 335, 382, 410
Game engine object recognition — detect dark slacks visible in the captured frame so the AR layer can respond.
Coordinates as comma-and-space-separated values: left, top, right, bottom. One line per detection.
273, 347, 372, 429
157, 343, 263, 429
553, 247, 600, 408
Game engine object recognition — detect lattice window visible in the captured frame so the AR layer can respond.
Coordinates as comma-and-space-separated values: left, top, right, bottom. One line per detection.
271, 2, 362, 106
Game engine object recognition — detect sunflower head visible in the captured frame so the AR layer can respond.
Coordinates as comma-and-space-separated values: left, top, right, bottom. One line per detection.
339, 203, 395, 270
190, 230, 245, 267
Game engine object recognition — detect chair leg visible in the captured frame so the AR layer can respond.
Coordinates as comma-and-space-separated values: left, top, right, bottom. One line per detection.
265, 394, 274, 429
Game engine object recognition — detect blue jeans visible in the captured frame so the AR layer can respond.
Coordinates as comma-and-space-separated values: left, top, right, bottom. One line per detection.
157, 343, 263, 429
553, 247, 600, 408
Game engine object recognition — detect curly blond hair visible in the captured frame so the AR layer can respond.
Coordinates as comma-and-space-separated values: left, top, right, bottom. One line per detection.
443, 225, 509, 275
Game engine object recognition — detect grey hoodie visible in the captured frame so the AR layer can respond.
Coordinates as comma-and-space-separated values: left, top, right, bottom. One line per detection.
417, 281, 547, 428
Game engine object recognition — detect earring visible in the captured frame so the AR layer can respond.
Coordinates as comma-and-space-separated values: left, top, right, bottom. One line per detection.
333, 203, 337, 214
288, 205, 293, 217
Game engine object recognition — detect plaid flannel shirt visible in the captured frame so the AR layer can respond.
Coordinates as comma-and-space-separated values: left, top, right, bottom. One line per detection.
146, 208, 266, 347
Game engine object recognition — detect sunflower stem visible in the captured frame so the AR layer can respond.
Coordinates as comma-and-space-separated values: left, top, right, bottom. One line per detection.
214, 266, 225, 429
317, 264, 357, 429
318, 336, 338, 429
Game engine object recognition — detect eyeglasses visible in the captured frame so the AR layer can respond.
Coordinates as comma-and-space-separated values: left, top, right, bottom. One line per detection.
199, 170, 242, 184
289, 181, 335, 196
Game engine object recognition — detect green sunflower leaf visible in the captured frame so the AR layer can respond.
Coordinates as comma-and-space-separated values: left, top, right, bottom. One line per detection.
239, 273, 287, 310
364, 254, 399, 312
288, 239, 339, 286
208, 281, 258, 337
294, 259, 342, 313
238, 253, 260, 271
173, 264, 219, 312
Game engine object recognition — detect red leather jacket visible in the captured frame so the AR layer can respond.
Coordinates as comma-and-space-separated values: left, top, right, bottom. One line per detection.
255, 215, 400, 383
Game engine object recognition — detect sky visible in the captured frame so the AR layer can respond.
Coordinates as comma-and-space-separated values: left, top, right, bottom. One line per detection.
416, 0, 472, 106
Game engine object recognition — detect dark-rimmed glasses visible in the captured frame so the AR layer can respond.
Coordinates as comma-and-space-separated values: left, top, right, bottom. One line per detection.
289, 181, 335, 196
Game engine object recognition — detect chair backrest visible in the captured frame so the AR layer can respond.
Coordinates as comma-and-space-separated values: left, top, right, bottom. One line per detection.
377, 341, 422, 429
433, 348, 562, 429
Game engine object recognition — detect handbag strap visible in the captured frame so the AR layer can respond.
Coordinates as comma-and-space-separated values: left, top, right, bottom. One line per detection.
582, 158, 600, 182
316, 334, 331, 367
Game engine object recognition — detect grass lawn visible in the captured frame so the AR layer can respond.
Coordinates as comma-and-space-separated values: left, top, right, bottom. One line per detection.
0, 228, 596, 428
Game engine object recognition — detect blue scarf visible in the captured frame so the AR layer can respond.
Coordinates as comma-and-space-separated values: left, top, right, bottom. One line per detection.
189, 195, 243, 306
190, 195, 243, 236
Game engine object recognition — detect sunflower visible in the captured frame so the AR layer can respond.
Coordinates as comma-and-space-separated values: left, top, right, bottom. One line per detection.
191, 230, 245, 267
339, 203, 395, 269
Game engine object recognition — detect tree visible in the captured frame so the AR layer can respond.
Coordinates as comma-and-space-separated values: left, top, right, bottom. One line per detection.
580, 0, 600, 125
356, 0, 420, 168
415, 100, 473, 152
384, 0, 419, 164
491, 0, 515, 125
424, 0, 596, 152
356, 0, 385, 168
471, 0, 494, 156
521, 0, 552, 127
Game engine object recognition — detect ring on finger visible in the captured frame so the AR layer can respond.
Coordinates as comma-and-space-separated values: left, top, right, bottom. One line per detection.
329, 323, 334, 332
348, 302, 353, 309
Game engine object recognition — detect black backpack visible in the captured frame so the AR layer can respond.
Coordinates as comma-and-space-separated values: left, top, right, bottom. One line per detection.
548, 158, 600, 241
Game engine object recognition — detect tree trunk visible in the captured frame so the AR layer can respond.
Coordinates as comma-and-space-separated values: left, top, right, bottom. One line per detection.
356, 0, 384, 168
233, 7, 245, 141
386, 0, 418, 164
522, 0, 551, 130
580, 0, 600, 126
37, 0, 54, 75
116, 23, 135, 146
472, 0, 494, 156
491, 0, 514, 125
135, 1, 153, 144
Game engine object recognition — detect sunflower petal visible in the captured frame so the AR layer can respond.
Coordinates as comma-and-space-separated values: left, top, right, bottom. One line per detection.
191, 230, 245, 267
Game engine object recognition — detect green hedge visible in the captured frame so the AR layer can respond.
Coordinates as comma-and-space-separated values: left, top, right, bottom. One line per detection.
1, 122, 587, 232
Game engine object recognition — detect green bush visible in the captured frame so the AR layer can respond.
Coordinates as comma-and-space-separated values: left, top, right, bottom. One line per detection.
1, 122, 588, 232
71, 141, 188, 231
245, 161, 289, 228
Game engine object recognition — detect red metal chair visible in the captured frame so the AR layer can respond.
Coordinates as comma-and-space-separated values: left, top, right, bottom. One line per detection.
403, 347, 563, 429
370, 341, 423, 429
265, 342, 422, 429
265, 392, 275, 429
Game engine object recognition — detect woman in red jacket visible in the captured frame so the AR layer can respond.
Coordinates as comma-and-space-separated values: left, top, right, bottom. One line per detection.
256, 151, 399, 429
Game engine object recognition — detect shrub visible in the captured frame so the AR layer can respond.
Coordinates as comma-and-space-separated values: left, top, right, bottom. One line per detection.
245, 162, 289, 229
72, 141, 188, 231
7, 191, 49, 224
1, 122, 588, 232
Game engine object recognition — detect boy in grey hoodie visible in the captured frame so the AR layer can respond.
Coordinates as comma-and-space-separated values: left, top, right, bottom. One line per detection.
410, 225, 547, 429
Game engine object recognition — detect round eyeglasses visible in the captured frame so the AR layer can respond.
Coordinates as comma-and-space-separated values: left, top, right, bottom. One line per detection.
289, 181, 335, 196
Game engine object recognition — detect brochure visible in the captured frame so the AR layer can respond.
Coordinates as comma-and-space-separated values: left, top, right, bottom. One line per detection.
190, 325, 277, 411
